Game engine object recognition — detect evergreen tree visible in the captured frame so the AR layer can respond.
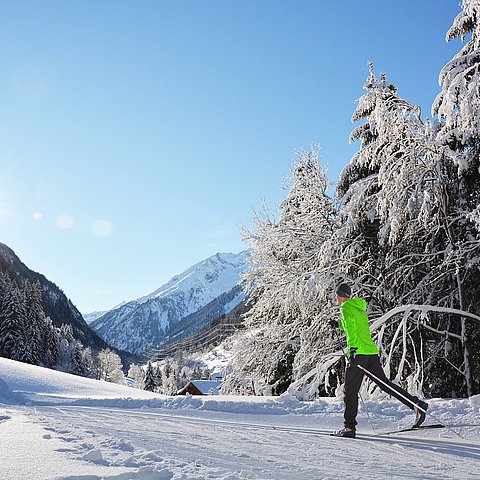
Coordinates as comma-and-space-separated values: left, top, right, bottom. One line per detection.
57, 324, 75, 369
333, 63, 480, 397
227, 61, 480, 399
153, 364, 162, 391
433, 0, 480, 180
334, 65, 424, 310
143, 362, 156, 392
429, 0, 480, 395
70, 341, 87, 376
224, 147, 337, 395
44, 318, 60, 368
191, 365, 203, 380
23, 279, 45, 365
0, 275, 31, 362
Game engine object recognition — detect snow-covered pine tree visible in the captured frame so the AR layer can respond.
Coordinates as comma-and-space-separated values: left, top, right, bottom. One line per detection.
298, 61, 480, 399
57, 323, 75, 369
143, 361, 156, 392
0, 273, 32, 363
429, 0, 480, 396
288, 67, 437, 399
335, 65, 415, 312
191, 365, 203, 380
70, 340, 87, 376
153, 364, 162, 391
43, 317, 60, 368
224, 147, 337, 395
433, 0, 480, 180
81, 347, 95, 377
23, 279, 45, 365
334, 63, 480, 397
291, 95, 427, 386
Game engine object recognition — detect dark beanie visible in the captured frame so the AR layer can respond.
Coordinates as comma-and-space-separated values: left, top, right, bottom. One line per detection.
336, 283, 351, 298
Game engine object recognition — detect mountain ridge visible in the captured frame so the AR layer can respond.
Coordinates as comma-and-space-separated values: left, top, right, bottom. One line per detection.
91, 251, 248, 355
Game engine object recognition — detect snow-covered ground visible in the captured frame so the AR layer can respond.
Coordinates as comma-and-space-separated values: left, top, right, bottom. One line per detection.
1, 358, 480, 480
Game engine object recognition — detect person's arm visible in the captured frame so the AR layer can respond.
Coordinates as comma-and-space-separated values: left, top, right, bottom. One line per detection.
341, 304, 359, 354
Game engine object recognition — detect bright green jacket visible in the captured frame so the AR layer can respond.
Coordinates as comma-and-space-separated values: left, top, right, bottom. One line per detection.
339, 297, 378, 357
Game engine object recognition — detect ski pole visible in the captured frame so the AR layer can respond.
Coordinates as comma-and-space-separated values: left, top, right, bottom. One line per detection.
354, 363, 426, 414
355, 363, 464, 439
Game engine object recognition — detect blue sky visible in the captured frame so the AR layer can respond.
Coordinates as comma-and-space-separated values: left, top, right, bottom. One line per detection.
0, 1, 463, 313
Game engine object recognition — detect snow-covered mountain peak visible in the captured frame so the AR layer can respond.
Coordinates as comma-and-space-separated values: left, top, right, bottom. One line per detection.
90, 251, 249, 354
136, 251, 248, 305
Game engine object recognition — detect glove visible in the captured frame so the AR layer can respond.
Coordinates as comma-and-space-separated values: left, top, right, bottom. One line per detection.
328, 319, 339, 329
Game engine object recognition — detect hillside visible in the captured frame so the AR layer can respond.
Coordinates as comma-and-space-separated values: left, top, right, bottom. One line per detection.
0, 243, 111, 354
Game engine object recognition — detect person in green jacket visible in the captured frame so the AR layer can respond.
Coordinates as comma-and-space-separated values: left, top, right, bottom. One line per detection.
330, 283, 428, 438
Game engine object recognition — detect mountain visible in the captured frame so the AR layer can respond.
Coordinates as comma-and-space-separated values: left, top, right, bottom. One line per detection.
157, 284, 245, 348
152, 296, 250, 360
83, 310, 107, 325
83, 301, 127, 325
0, 242, 114, 355
90, 251, 248, 355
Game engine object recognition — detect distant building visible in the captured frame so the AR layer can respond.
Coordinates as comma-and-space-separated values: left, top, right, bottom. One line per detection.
177, 380, 221, 396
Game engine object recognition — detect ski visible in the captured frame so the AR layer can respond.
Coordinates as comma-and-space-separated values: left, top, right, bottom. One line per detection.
380, 423, 480, 435
382, 423, 445, 435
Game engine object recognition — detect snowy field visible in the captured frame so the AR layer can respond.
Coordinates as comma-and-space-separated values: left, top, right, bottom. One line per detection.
1, 358, 480, 480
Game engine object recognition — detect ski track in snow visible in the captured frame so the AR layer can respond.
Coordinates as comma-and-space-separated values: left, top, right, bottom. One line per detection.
1, 358, 480, 479
2, 404, 477, 480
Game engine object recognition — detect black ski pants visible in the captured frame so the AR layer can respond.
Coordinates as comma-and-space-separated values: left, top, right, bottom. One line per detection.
344, 354, 421, 430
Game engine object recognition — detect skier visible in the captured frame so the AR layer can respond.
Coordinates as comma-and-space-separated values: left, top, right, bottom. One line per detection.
330, 283, 428, 438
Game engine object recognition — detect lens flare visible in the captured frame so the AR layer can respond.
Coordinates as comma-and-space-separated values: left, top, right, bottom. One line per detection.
55, 214, 74, 229
92, 219, 113, 237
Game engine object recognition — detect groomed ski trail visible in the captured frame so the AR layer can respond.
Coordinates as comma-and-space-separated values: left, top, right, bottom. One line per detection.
27, 405, 480, 480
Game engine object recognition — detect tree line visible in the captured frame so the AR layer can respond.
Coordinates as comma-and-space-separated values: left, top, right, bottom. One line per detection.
0, 267, 216, 394
0, 271, 127, 382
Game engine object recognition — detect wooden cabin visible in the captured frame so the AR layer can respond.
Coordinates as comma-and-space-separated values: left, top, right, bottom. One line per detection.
177, 380, 221, 396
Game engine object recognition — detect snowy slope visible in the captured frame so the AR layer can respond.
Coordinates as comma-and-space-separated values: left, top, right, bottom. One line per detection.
1, 357, 480, 480
90, 251, 248, 354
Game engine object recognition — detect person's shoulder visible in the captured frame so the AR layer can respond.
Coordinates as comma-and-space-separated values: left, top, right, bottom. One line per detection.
343, 297, 367, 312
